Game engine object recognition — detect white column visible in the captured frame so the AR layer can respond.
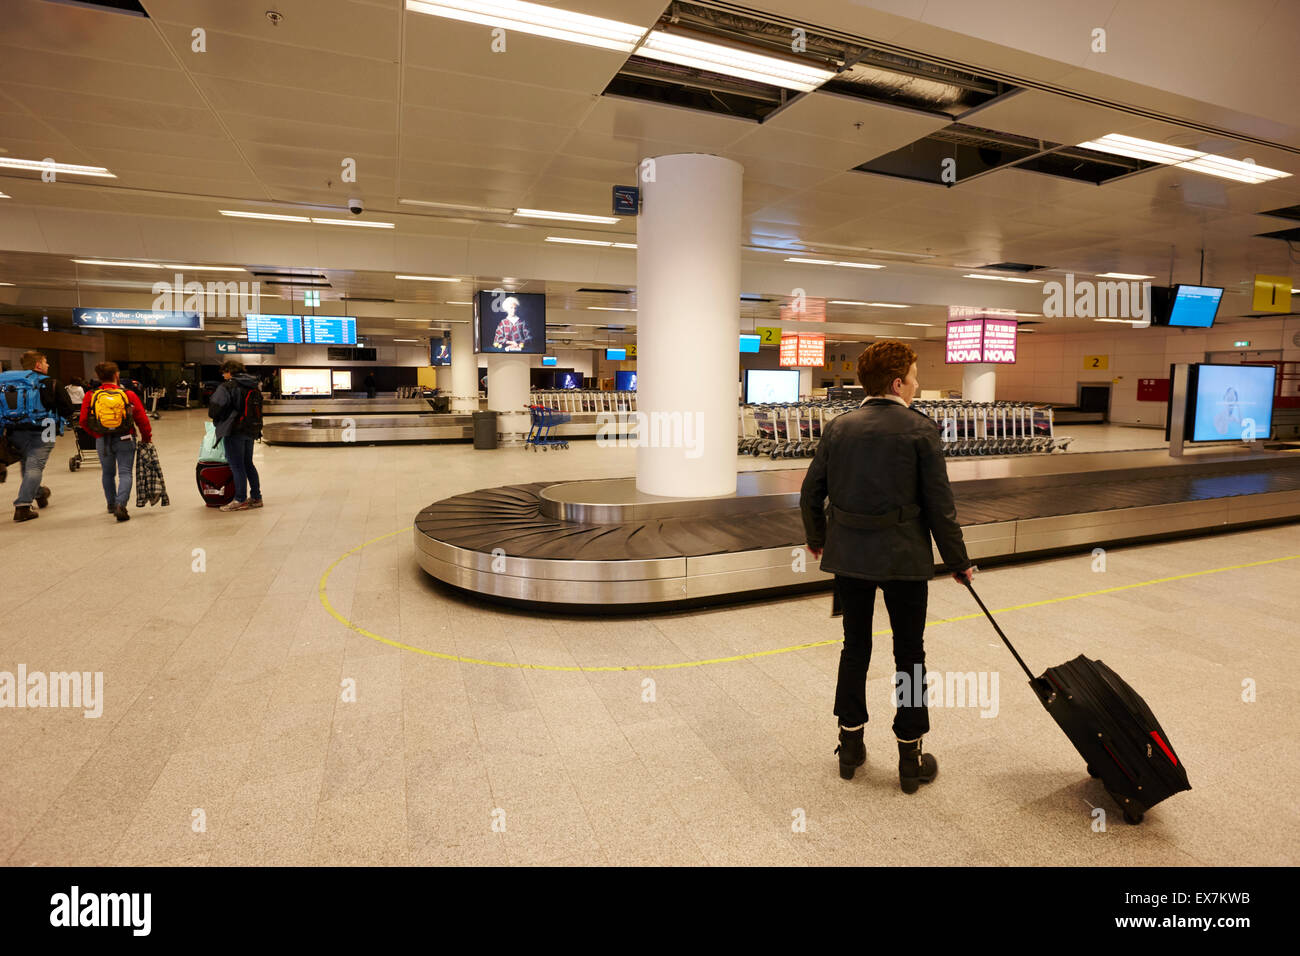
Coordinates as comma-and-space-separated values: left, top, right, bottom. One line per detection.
962, 364, 996, 402
487, 352, 530, 444
636, 153, 743, 498
449, 323, 476, 411
799, 367, 813, 397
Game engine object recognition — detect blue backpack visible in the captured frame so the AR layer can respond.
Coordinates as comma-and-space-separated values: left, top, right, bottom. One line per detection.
0, 370, 64, 435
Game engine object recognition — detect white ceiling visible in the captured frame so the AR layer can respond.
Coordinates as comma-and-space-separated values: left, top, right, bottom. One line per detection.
1, 0, 1299, 343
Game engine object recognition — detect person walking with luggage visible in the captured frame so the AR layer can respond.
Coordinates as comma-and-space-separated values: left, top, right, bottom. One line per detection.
208, 360, 264, 512
800, 341, 974, 792
1, 350, 75, 522
80, 362, 152, 522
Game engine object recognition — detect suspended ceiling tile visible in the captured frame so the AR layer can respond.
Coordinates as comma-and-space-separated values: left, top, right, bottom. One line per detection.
148, 0, 401, 62
957, 88, 1148, 148
580, 96, 757, 151
0, 45, 200, 108
402, 14, 629, 93
400, 135, 555, 175
403, 66, 598, 127
196, 76, 393, 131
1, 0, 178, 69
729, 127, 884, 173
402, 103, 572, 152
762, 92, 951, 153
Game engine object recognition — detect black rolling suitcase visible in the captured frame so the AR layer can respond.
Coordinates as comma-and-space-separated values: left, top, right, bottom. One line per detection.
964, 581, 1191, 824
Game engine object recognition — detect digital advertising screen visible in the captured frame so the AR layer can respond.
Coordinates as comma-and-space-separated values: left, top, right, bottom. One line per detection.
474, 291, 545, 354
301, 315, 357, 345
945, 319, 985, 363
558, 371, 582, 390
605, 348, 627, 361
542, 355, 558, 367
331, 370, 352, 391
1168, 285, 1224, 328
431, 336, 451, 366
616, 370, 637, 391
739, 333, 760, 354
981, 318, 1018, 363
745, 369, 799, 404
1190, 364, 1276, 442
246, 314, 303, 344
281, 368, 332, 397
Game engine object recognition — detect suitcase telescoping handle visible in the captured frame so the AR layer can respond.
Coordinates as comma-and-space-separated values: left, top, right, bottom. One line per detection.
962, 580, 1036, 683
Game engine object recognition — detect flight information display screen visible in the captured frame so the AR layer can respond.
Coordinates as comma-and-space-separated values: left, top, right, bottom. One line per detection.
301, 315, 357, 344
246, 314, 303, 344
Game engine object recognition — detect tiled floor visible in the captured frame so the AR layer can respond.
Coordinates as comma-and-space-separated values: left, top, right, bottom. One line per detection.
1, 411, 1295, 866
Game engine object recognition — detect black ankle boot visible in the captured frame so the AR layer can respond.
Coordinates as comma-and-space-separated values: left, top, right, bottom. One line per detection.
35, 486, 51, 508
13, 505, 38, 522
897, 737, 938, 794
834, 726, 866, 780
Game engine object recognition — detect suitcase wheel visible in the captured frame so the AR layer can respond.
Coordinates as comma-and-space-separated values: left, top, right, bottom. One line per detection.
1107, 790, 1145, 825
1087, 765, 1100, 779
1123, 806, 1145, 825
69, 457, 80, 472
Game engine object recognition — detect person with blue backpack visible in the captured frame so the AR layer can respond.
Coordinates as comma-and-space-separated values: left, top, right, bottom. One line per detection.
1, 350, 75, 523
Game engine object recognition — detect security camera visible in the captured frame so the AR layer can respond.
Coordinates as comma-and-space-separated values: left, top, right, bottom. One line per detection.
347, 197, 364, 215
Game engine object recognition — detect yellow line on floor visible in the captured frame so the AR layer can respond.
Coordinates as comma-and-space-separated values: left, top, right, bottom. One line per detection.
317, 526, 1300, 672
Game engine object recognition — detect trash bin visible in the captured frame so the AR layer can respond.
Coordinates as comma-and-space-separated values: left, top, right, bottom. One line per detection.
472, 410, 498, 449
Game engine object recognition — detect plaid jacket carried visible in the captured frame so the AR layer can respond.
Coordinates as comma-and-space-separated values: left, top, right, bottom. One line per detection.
135, 441, 170, 508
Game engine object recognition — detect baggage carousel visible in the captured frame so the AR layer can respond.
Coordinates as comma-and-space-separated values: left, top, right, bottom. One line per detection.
414, 445, 1300, 609
263, 412, 637, 444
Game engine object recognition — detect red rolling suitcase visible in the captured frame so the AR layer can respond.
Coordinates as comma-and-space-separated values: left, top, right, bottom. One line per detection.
964, 581, 1191, 824
196, 461, 235, 507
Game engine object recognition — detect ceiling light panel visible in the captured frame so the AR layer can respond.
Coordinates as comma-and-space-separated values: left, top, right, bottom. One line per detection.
515, 208, 619, 224
404, 0, 645, 53
0, 157, 115, 177
636, 30, 835, 92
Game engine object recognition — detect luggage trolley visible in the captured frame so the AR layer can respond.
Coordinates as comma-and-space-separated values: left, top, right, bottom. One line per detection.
68, 423, 98, 472
525, 405, 570, 451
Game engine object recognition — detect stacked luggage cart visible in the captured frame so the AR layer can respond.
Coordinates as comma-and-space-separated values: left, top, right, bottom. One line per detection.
737, 398, 1072, 459
912, 400, 1071, 456
530, 390, 636, 413
525, 404, 571, 451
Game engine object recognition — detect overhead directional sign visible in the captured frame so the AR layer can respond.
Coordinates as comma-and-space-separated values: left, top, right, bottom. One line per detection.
73, 309, 202, 330
755, 326, 781, 345
1252, 274, 1292, 313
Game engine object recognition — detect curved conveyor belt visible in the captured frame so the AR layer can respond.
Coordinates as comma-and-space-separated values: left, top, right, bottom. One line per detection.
413, 450, 1300, 609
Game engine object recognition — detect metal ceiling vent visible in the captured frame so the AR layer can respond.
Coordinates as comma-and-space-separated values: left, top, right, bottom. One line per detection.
603, 2, 1018, 121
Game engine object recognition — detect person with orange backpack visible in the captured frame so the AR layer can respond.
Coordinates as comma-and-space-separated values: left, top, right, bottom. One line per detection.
207, 360, 264, 512
79, 361, 152, 522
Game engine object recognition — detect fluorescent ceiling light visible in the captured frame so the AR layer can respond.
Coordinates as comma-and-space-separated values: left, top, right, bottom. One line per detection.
162, 264, 246, 272
0, 192, 9, 199
963, 273, 1043, 284
1011, 312, 1042, 317
220, 210, 311, 223
1077, 134, 1291, 184
903, 322, 934, 327
396, 274, 459, 282
1094, 318, 1142, 323
866, 302, 908, 308
0, 282, 13, 286
393, 338, 420, 343
1177, 155, 1290, 183
588, 306, 636, 312
828, 299, 870, 305
515, 208, 619, 224
637, 30, 834, 92
1096, 272, 1155, 280
399, 198, 513, 215
0, 157, 115, 178
404, 0, 644, 53
786, 257, 884, 269
72, 259, 163, 268
446, 300, 473, 305
1076, 134, 1202, 165
546, 236, 636, 248
310, 217, 394, 228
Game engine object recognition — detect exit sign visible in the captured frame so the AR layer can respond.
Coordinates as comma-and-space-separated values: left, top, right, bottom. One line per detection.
1234, 340, 1251, 347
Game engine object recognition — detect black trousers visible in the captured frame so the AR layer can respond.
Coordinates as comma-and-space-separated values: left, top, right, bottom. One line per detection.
833, 575, 930, 741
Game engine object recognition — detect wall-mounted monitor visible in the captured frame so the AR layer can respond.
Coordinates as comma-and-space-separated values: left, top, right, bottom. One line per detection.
557, 371, 582, 389
247, 314, 303, 344
331, 370, 352, 391
1167, 285, 1224, 328
744, 369, 799, 404
616, 370, 637, 391
301, 315, 357, 344
281, 368, 332, 397
431, 335, 451, 366
541, 355, 558, 367
605, 347, 627, 361
739, 333, 760, 353
474, 291, 545, 354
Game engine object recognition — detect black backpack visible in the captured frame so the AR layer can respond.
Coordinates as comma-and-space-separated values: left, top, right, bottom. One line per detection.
231, 382, 264, 439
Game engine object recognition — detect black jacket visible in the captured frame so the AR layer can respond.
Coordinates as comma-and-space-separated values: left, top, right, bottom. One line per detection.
800, 398, 970, 581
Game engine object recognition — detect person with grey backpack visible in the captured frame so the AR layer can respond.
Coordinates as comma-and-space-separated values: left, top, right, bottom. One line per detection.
208, 360, 265, 512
